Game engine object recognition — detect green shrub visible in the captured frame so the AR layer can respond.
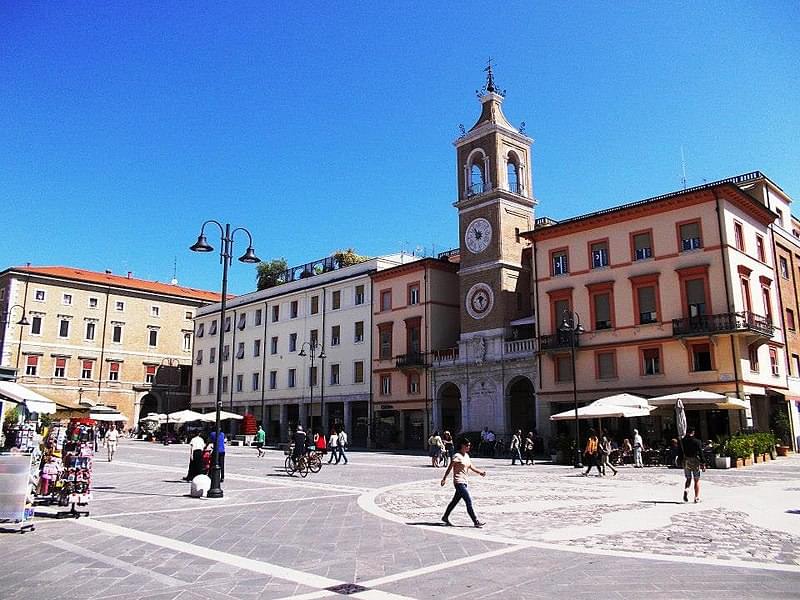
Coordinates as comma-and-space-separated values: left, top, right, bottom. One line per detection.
725, 435, 754, 459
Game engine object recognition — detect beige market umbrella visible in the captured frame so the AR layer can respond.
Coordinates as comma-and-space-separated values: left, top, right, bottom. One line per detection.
201, 410, 243, 422
167, 409, 206, 423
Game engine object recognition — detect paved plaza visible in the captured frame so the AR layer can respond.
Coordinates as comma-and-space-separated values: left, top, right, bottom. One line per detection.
3, 441, 800, 599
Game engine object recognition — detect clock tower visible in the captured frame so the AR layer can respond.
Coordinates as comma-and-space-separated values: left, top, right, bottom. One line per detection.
454, 67, 536, 337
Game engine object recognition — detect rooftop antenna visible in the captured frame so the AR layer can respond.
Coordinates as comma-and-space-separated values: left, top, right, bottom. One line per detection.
681, 146, 688, 190
170, 256, 178, 285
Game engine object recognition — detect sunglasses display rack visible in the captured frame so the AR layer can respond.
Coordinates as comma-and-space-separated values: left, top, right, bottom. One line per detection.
54, 420, 95, 518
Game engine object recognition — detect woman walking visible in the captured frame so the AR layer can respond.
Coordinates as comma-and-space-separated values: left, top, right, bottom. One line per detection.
510, 430, 523, 465
440, 437, 486, 528
583, 429, 602, 476
599, 434, 617, 476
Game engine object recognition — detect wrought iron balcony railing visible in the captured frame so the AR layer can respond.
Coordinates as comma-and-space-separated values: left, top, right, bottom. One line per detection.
396, 352, 428, 369
538, 332, 579, 352
672, 311, 773, 337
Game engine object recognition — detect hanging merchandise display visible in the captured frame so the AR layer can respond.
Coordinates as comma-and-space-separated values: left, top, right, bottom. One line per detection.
37, 422, 68, 499
54, 418, 95, 518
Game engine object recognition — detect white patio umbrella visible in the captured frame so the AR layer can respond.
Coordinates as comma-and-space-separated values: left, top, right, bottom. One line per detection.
593, 393, 651, 409
675, 398, 687, 438
649, 389, 746, 410
201, 410, 243, 422
140, 412, 167, 423
167, 409, 206, 424
550, 400, 653, 421
90, 411, 128, 422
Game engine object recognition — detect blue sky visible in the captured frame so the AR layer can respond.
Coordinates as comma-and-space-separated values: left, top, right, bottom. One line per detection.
2, 2, 798, 294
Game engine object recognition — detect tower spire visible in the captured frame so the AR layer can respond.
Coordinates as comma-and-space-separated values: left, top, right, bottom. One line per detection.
477, 57, 506, 98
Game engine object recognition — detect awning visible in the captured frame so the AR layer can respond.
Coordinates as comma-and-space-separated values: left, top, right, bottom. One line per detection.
0, 381, 58, 414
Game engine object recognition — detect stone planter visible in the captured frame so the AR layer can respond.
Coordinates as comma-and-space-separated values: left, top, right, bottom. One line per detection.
753, 453, 761, 463
744, 456, 753, 466
735, 457, 744, 468
714, 456, 731, 469
777, 445, 790, 457
762, 453, 770, 462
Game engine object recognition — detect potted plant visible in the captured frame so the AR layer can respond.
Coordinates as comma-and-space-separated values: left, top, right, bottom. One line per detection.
726, 435, 753, 467
714, 439, 731, 469
772, 408, 793, 457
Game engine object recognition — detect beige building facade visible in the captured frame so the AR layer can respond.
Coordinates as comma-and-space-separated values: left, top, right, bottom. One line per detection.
0, 266, 220, 422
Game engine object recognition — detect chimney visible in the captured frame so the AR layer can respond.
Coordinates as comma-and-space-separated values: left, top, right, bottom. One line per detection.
105, 269, 112, 274
127, 271, 132, 279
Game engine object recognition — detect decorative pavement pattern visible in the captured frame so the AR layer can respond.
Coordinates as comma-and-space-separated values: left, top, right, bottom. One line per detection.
3, 441, 800, 600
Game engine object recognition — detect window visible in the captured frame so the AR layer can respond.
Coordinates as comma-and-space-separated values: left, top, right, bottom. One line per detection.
380, 374, 391, 395
331, 325, 340, 346
115, 300, 125, 311
25, 355, 39, 376
272, 305, 280, 322
85, 321, 96, 341
195, 379, 202, 395
53, 357, 66, 378
255, 309, 262, 326
354, 321, 364, 343
62, 293, 73, 305
642, 348, 661, 375
793, 354, 800, 378
197, 323, 205, 337
148, 328, 159, 347
381, 290, 392, 312
290, 300, 298, 318
82, 360, 94, 379
31, 315, 42, 335
780, 256, 789, 279
355, 285, 365, 305
253, 339, 261, 357
590, 240, 609, 269
769, 347, 779, 376
112, 323, 123, 343
34, 289, 46, 301
222, 376, 228, 393
309, 366, 318, 387
685, 279, 706, 317
310, 329, 318, 347
408, 373, 420, 394
407, 321, 421, 353
756, 235, 765, 262
224, 316, 231, 332
330, 364, 340, 385
379, 325, 392, 360
183, 332, 191, 351
236, 341, 245, 359
762, 285, 773, 323
209, 320, 217, 335
353, 360, 364, 384
185, 311, 193, 320
196, 349, 203, 365
690, 343, 712, 371
551, 250, 568, 276
636, 285, 658, 324
108, 362, 120, 382
332, 290, 341, 310
288, 368, 296, 388
236, 374, 243, 393
58, 318, 70, 338
271, 337, 278, 354
151, 305, 160, 317
776, 208, 784, 227
679, 221, 702, 251
222, 344, 230, 361
408, 284, 420, 305
749, 344, 759, 372
787, 308, 796, 331
88, 297, 99, 309
555, 355, 573, 382
596, 351, 616, 379
269, 370, 277, 389
238, 313, 247, 330
289, 333, 297, 352
632, 231, 653, 261
252, 372, 260, 391
733, 221, 745, 251
210, 347, 216, 363
143, 364, 156, 383
310, 296, 319, 314
592, 292, 612, 330
208, 377, 215, 394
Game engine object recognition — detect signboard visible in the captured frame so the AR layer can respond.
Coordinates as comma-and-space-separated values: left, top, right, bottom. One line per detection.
0, 453, 34, 523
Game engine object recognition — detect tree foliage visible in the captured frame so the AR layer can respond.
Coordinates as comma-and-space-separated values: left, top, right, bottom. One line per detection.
256, 258, 289, 290
333, 248, 369, 268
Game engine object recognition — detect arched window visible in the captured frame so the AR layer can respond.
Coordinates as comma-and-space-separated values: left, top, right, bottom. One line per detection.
469, 163, 484, 196
507, 155, 521, 193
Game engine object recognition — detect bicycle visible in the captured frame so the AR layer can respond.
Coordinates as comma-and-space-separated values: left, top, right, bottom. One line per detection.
433, 449, 450, 468
284, 453, 309, 477
307, 450, 323, 473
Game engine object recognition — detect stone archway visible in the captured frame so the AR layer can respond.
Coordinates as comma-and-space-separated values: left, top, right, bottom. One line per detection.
438, 383, 462, 434
507, 376, 535, 434
139, 393, 159, 418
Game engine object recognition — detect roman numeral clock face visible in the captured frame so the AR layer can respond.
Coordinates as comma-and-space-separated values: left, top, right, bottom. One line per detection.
465, 218, 492, 254
465, 283, 494, 320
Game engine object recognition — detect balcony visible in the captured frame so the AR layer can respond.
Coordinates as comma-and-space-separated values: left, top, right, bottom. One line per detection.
672, 311, 773, 338
504, 338, 535, 356
538, 332, 578, 353
396, 352, 428, 369
431, 347, 459, 366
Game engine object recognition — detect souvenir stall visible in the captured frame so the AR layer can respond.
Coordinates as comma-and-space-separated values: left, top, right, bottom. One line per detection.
53, 418, 95, 518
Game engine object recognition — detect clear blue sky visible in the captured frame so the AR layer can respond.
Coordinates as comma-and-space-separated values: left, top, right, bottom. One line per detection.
2, 2, 798, 294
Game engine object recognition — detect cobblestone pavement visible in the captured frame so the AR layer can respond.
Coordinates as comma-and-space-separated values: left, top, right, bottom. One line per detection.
3, 441, 800, 599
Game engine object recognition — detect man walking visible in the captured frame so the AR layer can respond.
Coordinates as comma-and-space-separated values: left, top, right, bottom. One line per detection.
255, 425, 266, 458
327, 427, 338, 464
209, 429, 226, 481
105, 426, 119, 462
441, 437, 486, 528
510, 429, 523, 465
633, 428, 644, 468
678, 428, 705, 503
336, 426, 349, 465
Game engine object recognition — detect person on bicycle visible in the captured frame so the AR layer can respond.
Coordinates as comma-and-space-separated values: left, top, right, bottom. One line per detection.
442, 431, 454, 461
314, 430, 327, 456
292, 425, 306, 460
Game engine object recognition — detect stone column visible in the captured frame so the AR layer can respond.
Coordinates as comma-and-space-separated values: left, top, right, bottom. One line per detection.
279, 403, 289, 443
343, 400, 352, 437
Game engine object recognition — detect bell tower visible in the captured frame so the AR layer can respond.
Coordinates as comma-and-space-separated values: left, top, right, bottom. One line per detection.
454, 66, 536, 338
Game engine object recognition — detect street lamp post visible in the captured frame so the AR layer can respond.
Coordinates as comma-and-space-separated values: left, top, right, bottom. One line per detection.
190, 221, 260, 499
0, 305, 30, 368
559, 310, 584, 468
298, 341, 325, 433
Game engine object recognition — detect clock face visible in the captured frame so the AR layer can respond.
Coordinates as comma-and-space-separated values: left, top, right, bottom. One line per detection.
465, 218, 492, 254
465, 283, 494, 320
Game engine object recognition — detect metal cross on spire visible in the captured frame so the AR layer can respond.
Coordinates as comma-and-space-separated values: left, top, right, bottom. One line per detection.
476, 57, 506, 98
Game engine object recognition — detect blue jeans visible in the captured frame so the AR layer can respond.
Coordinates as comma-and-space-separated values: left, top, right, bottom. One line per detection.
443, 483, 478, 524
336, 445, 348, 464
